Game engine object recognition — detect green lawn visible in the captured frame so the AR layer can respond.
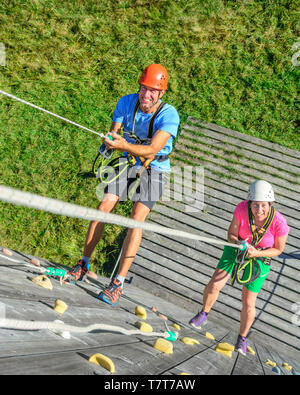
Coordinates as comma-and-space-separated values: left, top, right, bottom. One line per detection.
0, 0, 298, 274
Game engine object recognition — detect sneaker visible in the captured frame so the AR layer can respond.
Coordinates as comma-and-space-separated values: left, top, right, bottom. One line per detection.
98, 278, 123, 306
69, 259, 90, 282
189, 311, 208, 329
235, 335, 247, 356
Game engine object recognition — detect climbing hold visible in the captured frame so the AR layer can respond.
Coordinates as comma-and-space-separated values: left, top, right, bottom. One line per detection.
205, 332, 215, 340
282, 362, 292, 371
181, 337, 200, 345
54, 299, 68, 315
30, 258, 41, 267
171, 323, 181, 331
136, 321, 153, 332
246, 345, 256, 355
135, 306, 147, 320
179, 372, 191, 375
2, 248, 13, 256
265, 359, 276, 367
32, 275, 53, 290
215, 343, 234, 358
153, 338, 173, 354
151, 307, 157, 313
89, 353, 115, 373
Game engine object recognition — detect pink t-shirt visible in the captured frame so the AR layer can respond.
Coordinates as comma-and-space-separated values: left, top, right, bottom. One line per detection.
233, 200, 290, 248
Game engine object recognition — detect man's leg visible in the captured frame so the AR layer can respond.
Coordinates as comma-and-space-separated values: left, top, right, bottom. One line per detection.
117, 201, 151, 277
83, 193, 120, 257
98, 201, 151, 305
69, 193, 119, 281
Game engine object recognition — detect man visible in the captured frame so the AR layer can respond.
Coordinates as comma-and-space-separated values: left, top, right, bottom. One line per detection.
70, 64, 180, 305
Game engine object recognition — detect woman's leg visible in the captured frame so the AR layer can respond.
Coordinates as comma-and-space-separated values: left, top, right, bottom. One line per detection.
202, 268, 231, 313
240, 286, 258, 337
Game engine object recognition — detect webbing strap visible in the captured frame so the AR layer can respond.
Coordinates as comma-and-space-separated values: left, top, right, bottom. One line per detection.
247, 201, 275, 246
131, 98, 166, 140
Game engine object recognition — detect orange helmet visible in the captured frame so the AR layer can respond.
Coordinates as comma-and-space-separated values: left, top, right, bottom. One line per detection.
139, 64, 168, 90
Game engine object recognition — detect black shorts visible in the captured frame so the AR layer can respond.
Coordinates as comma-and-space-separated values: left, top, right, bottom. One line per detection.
103, 162, 167, 210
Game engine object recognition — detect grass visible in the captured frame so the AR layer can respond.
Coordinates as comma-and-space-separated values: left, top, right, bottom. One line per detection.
0, 0, 299, 274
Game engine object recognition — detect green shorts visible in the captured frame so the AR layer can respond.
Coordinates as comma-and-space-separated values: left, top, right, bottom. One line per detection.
217, 246, 271, 293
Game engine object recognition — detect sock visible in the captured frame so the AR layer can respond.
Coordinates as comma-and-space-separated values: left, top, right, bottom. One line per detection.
81, 256, 91, 266
116, 274, 125, 288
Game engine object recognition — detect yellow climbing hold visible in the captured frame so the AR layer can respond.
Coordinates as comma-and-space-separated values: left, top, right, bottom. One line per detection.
89, 353, 115, 373
135, 305, 147, 320
181, 337, 200, 345
172, 323, 181, 331
205, 332, 215, 340
136, 321, 153, 332
54, 299, 68, 315
32, 275, 53, 290
215, 343, 234, 358
265, 359, 276, 367
282, 362, 292, 371
153, 338, 173, 354
247, 345, 256, 355
179, 372, 191, 375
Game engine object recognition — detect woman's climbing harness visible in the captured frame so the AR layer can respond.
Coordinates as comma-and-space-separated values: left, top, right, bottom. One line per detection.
231, 201, 274, 286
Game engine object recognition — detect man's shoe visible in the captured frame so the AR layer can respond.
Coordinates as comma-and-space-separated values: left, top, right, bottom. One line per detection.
69, 259, 89, 282
189, 311, 208, 329
98, 278, 123, 306
235, 335, 247, 356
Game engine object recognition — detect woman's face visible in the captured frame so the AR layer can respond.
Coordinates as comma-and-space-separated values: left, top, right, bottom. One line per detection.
250, 201, 271, 222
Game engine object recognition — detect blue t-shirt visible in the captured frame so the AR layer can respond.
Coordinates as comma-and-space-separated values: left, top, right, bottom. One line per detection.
112, 93, 180, 172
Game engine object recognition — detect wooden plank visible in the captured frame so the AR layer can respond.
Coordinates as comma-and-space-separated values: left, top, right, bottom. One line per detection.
181, 126, 300, 175
174, 145, 300, 197
165, 331, 239, 375
172, 154, 300, 203
187, 118, 300, 166
176, 138, 299, 188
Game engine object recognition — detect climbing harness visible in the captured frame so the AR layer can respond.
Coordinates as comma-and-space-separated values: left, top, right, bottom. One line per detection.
92, 98, 169, 188
231, 202, 274, 286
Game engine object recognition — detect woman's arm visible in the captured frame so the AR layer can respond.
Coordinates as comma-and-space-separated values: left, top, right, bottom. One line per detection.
227, 216, 240, 245
247, 234, 288, 258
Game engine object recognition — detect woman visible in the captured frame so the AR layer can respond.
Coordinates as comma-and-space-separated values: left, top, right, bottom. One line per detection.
189, 180, 290, 355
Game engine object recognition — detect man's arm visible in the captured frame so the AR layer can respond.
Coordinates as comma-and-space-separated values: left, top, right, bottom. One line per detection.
104, 129, 171, 159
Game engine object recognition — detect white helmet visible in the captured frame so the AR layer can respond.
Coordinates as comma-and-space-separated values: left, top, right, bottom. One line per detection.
247, 180, 275, 202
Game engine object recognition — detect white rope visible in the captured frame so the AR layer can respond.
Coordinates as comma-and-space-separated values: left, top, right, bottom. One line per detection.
0, 318, 169, 338
0, 185, 240, 249
0, 89, 106, 138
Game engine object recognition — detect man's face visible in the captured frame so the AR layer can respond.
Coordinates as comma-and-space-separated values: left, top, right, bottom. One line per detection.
139, 84, 164, 113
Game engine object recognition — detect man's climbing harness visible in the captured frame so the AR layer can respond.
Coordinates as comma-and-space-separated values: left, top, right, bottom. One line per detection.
92, 98, 169, 192
231, 202, 274, 286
